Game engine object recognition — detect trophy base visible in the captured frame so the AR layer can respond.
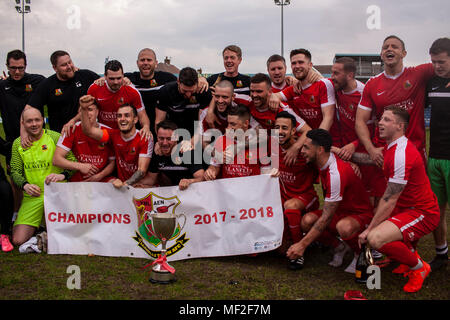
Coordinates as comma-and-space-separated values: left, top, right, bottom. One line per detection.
149, 270, 176, 284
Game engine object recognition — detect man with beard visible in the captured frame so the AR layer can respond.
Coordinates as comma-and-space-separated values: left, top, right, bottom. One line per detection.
80, 95, 153, 189
25, 50, 99, 135
155, 67, 212, 137
87, 60, 151, 140
330, 58, 385, 205
269, 49, 336, 132
355, 35, 435, 167
142, 120, 204, 190
286, 129, 374, 270
267, 54, 322, 93
272, 112, 318, 270
234, 73, 309, 167
125, 48, 207, 138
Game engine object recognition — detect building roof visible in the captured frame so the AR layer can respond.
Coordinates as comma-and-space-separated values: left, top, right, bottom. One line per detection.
155, 57, 180, 75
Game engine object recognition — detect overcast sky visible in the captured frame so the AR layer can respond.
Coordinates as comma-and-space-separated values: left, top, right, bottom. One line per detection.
1, 0, 449, 77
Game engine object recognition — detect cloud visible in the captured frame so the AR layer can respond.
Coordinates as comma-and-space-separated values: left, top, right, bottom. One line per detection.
0, 0, 448, 77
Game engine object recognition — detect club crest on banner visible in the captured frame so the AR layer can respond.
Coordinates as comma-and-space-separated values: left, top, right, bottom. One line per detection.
132, 192, 188, 259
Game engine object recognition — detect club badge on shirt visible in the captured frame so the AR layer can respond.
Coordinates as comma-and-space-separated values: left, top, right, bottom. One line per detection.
25, 84, 33, 92
236, 80, 243, 88
150, 79, 158, 87
403, 80, 412, 90
55, 88, 63, 96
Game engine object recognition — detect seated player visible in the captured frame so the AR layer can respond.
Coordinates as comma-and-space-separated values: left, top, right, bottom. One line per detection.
10, 107, 73, 246
204, 105, 273, 181
272, 112, 318, 269
355, 106, 440, 293
79, 95, 153, 188
139, 120, 204, 190
53, 101, 115, 182
286, 129, 374, 270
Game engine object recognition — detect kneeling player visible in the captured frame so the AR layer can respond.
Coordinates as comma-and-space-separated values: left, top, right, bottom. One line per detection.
286, 129, 374, 270
356, 107, 440, 293
272, 112, 318, 269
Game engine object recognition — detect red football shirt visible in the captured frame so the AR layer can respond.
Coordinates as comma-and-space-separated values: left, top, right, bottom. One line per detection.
100, 128, 153, 181
333, 79, 373, 149
198, 107, 229, 137
57, 122, 115, 182
278, 145, 318, 201
358, 64, 434, 157
383, 136, 439, 215
211, 135, 270, 179
234, 94, 306, 132
271, 82, 289, 93
279, 78, 336, 129
87, 83, 146, 129
320, 153, 373, 216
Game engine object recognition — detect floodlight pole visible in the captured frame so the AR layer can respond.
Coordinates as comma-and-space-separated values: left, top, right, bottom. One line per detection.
15, 0, 31, 52
274, 0, 291, 58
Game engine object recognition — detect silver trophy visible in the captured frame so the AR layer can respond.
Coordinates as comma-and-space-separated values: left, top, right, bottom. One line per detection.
145, 211, 185, 284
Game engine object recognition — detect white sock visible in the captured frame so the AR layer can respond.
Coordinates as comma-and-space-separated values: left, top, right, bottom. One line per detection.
410, 259, 423, 271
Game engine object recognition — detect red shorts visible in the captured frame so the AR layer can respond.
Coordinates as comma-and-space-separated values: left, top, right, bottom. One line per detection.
360, 165, 386, 198
388, 207, 440, 248
282, 189, 319, 212
309, 209, 374, 234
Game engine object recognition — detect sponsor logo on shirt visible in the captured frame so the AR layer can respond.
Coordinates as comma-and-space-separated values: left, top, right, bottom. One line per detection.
55, 88, 63, 96
403, 80, 412, 90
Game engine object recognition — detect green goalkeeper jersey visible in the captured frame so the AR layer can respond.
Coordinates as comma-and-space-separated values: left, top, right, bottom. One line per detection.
10, 129, 68, 191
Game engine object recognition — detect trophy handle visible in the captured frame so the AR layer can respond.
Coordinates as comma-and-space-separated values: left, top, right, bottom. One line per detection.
143, 211, 156, 237
176, 213, 186, 231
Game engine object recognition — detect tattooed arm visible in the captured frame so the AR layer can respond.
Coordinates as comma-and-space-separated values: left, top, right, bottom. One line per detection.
351, 152, 376, 166
286, 200, 340, 259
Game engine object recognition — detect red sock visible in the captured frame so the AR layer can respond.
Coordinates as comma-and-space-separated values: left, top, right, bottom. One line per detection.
342, 234, 360, 254
378, 241, 418, 267
284, 209, 303, 243
317, 229, 340, 248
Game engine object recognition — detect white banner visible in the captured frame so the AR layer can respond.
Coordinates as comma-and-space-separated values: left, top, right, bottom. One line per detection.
44, 175, 284, 261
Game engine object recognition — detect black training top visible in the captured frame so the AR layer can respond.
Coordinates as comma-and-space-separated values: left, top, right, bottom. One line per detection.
427, 75, 450, 159
125, 71, 177, 136
156, 81, 212, 136
149, 150, 203, 186
0, 73, 45, 142
28, 69, 99, 133
207, 72, 251, 96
